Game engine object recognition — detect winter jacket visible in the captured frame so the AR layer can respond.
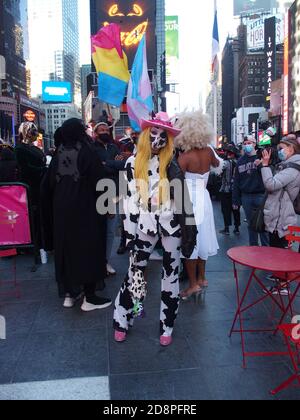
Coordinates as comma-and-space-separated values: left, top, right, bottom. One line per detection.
233, 154, 265, 206
262, 154, 300, 238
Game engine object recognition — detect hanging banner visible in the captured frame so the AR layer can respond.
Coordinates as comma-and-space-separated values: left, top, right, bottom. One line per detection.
165, 16, 179, 85
265, 17, 277, 108
0, 184, 32, 248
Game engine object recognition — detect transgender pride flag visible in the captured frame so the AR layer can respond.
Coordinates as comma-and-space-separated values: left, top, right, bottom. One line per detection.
127, 34, 154, 132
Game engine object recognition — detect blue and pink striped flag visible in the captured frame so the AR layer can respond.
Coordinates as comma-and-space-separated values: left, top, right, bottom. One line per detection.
127, 34, 154, 132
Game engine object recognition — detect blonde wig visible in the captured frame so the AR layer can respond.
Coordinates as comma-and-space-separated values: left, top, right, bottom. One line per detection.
174, 110, 214, 152
135, 128, 174, 206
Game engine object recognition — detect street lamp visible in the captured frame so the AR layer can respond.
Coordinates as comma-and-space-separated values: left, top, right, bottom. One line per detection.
241, 94, 265, 139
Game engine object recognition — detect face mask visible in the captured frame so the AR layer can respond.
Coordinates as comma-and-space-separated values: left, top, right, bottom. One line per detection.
278, 149, 287, 161
150, 128, 168, 150
99, 134, 111, 143
243, 145, 254, 155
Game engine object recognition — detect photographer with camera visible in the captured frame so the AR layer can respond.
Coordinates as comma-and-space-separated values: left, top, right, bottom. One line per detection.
259, 135, 300, 249
232, 136, 269, 247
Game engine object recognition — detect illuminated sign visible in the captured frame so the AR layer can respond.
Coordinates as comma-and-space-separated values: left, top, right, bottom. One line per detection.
283, 11, 290, 135
42, 81, 72, 103
23, 110, 36, 122
265, 17, 276, 108
93, 0, 156, 69
103, 20, 149, 47
290, 0, 300, 132
166, 16, 179, 85
108, 3, 143, 17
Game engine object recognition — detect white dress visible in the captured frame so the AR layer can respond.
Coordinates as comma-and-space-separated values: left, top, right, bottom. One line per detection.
185, 171, 219, 261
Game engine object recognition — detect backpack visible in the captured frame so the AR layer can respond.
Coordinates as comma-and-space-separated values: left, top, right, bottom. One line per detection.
283, 163, 300, 215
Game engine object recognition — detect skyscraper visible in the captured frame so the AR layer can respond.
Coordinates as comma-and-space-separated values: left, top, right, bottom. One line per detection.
27, 0, 80, 106
0, 0, 27, 96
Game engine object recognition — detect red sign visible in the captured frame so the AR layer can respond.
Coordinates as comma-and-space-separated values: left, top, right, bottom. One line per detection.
0, 185, 32, 248
23, 110, 36, 122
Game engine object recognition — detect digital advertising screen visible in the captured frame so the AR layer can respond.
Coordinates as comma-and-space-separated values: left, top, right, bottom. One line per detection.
42, 81, 72, 103
234, 0, 274, 16
91, 0, 157, 70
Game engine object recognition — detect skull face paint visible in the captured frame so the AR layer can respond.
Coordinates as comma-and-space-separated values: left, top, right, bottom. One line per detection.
150, 127, 168, 150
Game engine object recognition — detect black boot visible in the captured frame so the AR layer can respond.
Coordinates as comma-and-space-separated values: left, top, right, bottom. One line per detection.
220, 227, 230, 236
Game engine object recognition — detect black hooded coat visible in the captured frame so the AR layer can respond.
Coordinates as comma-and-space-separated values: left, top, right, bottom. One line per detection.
41, 119, 107, 295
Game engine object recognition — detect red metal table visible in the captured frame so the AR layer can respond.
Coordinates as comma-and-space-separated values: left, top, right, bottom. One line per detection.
228, 246, 300, 368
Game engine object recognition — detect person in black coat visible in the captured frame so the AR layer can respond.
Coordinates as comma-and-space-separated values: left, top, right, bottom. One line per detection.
15, 122, 47, 205
41, 118, 112, 311
0, 145, 19, 183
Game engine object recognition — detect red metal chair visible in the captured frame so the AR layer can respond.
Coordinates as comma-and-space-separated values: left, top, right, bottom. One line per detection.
270, 227, 300, 322
270, 228, 300, 395
271, 324, 300, 395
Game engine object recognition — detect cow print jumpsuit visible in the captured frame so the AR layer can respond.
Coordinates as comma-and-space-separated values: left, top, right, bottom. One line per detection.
113, 155, 182, 337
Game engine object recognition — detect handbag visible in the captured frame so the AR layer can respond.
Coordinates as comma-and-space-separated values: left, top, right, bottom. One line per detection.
250, 194, 268, 233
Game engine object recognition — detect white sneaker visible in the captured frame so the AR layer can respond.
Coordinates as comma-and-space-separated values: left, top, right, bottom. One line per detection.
81, 297, 112, 312
107, 264, 117, 275
63, 293, 83, 308
263, 287, 289, 296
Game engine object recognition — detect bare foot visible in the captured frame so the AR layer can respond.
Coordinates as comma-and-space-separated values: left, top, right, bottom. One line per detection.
198, 280, 209, 288
180, 285, 203, 299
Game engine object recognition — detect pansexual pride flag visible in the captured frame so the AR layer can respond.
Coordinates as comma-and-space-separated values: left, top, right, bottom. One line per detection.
127, 34, 154, 132
91, 24, 130, 107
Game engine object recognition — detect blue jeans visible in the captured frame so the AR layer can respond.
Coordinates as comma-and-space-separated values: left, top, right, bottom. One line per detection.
241, 193, 269, 247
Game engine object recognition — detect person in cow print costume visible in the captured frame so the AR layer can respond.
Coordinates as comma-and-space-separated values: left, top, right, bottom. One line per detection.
113, 113, 197, 347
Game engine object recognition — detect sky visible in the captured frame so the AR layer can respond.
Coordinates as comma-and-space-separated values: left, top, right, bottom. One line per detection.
78, 0, 238, 111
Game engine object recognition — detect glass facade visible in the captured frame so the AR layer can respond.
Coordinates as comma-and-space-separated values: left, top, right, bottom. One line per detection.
0, 0, 27, 96
27, 0, 80, 106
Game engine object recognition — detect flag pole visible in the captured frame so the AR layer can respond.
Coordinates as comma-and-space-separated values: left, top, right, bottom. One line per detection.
213, 0, 218, 147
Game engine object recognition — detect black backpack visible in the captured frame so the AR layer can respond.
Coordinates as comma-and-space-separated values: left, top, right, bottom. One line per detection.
284, 163, 300, 215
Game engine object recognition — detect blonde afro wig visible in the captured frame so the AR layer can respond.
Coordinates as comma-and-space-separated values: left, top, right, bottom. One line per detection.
174, 110, 214, 152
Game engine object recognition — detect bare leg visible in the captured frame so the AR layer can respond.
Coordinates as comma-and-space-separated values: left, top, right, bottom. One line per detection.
197, 259, 208, 287
180, 260, 202, 297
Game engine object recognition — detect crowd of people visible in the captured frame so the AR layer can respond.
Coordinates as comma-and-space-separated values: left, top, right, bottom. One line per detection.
0, 112, 300, 346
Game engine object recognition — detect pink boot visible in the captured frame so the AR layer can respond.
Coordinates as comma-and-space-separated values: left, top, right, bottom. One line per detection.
160, 335, 173, 347
114, 331, 127, 343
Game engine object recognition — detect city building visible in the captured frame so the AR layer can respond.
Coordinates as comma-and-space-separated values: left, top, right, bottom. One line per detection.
81, 64, 92, 107
222, 37, 240, 143
27, 0, 81, 107
206, 84, 223, 141
221, 9, 286, 143
0, 0, 27, 143
42, 102, 81, 139
0, 0, 27, 97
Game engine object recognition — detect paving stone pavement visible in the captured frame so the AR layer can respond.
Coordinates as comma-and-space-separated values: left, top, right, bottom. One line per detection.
0, 202, 299, 400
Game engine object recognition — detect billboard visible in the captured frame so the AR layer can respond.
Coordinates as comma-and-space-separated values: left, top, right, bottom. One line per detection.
42, 81, 72, 103
166, 16, 179, 85
290, 0, 300, 132
265, 17, 277, 108
91, 0, 157, 69
247, 14, 284, 50
234, 0, 274, 16
283, 11, 290, 134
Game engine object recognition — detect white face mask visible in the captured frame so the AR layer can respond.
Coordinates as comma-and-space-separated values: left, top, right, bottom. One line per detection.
150, 127, 168, 150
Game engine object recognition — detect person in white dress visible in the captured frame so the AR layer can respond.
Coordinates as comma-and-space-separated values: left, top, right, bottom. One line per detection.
175, 110, 223, 299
